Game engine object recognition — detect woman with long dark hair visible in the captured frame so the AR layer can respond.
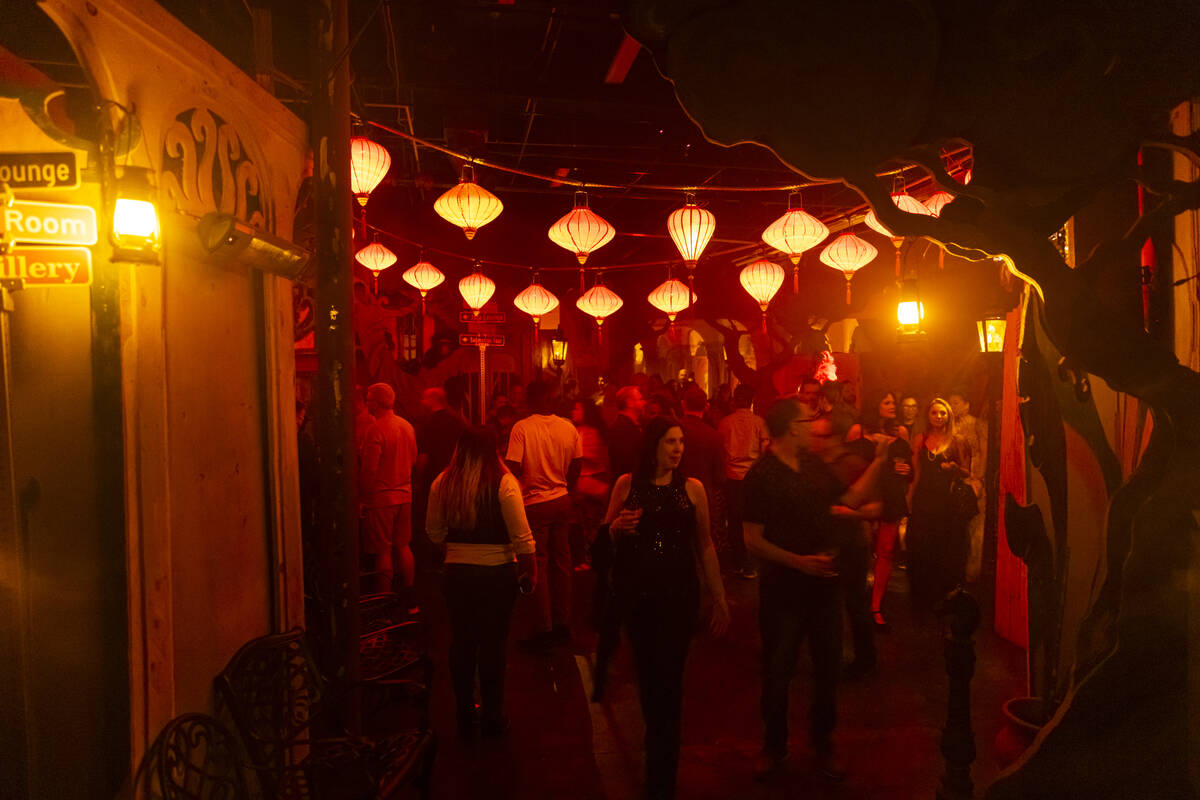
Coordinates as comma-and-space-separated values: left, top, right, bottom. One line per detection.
906, 398, 971, 615
601, 416, 730, 800
427, 426, 537, 736
848, 390, 913, 631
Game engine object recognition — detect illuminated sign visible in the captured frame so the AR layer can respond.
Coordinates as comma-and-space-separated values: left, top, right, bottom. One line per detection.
459, 332, 505, 347
0, 248, 92, 286
0, 152, 79, 189
459, 310, 506, 324
1, 200, 98, 246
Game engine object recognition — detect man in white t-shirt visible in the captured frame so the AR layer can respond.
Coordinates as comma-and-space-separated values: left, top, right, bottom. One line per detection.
505, 380, 582, 651
360, 383, 419, 606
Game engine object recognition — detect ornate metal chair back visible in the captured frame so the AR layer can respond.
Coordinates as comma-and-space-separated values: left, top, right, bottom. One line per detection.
135, 713, 253, 800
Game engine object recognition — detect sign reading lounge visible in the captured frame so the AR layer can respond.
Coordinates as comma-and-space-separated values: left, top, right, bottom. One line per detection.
2, 200, 98, 246
0, 248, 92, 286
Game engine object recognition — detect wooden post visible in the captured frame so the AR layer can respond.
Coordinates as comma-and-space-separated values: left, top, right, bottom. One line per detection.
478, 344, 488, 424
310, 0, 360, 731
936, 588, 980, 800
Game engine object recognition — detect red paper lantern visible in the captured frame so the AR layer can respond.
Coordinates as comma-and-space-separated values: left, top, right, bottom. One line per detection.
647, 278, 697, 323
924, 190, 955, 217
458, 268, 496, 317
402, 259, 444, 311
354, 242, 397, 276
819, 232, 878, 303
761, 194, 828, 291
864, 191, 934, 239
667, 194, 715, 269
514, 281, 560, 327
575, 283, 623, 328
350, 137, 391, 206
548, 192, 616, 264
739, 259, 785, 330
434, 164, 503, 240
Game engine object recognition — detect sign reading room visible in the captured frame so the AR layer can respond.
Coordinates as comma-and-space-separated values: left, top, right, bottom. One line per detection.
2, 200, 98, 246
0, 248, 93, 286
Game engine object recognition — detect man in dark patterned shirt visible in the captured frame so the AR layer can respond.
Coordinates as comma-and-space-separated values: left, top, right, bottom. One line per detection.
743, 397, 886, 783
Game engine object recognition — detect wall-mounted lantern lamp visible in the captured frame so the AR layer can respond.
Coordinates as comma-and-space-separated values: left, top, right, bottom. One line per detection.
896, 278, 926, 339
111, 166, 161, 263
551, 337, 568, 368
977, 314, 1007, 354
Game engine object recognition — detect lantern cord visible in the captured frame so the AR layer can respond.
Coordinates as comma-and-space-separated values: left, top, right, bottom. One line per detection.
364, 117, 971, 194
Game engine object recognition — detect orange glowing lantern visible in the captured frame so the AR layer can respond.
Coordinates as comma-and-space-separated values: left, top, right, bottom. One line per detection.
458, 266, 496, 317
667, 194, 715, 271
434, 164, 503, 240
739, 259, 785, 331
355, 242, 397, 291
924, 190, 955, 217
514, 280, 560, 328
402, 258, 445, 312
648, 278, 697, 323
864, 191, 934, 239
548, 191, 616, 264
350, 137, 391, 207
576, 283, 623, 334
819, 232, 878, 303
761, 193, 829, 292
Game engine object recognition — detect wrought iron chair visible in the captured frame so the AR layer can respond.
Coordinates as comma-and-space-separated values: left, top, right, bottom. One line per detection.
214, 629, 434, 800
134, 712, 256, 800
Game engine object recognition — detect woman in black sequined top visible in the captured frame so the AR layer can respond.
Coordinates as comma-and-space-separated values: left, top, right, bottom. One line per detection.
599, 416, 730, 800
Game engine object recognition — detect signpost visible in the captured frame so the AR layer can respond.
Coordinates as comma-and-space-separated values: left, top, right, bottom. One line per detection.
458, 331, 507, 424
0, 200, 98, 247
0, 152, 79, 190
0, 248, 92, 286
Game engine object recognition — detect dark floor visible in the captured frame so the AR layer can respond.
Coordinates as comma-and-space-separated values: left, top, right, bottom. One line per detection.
413, 562, 1027, 800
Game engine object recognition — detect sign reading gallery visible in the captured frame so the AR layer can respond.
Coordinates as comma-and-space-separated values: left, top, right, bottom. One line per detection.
0, 248, 93, 286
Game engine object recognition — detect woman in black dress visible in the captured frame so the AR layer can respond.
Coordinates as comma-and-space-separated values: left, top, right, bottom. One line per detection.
906, 397, 972, 614
601, 416, 730, 800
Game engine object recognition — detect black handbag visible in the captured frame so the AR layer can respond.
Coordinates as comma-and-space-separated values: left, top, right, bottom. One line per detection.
950, 479, 979, 522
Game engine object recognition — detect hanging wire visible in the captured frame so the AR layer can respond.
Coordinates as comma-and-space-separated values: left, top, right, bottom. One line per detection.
362, 117, 963, 194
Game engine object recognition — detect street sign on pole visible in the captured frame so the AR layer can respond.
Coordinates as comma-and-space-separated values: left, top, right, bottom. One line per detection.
0, 247, 92, 286
0, 200, 98, 246
459, 310, 506, 324
459, 332, 505, 347
0, 152, 79, 190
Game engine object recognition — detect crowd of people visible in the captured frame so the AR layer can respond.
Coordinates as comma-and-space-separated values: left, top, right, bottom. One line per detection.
315, 370, 987, 799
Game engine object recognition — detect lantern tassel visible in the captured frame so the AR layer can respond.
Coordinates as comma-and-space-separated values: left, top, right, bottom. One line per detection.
793, 265, 800, 294
845, 277, 852, 305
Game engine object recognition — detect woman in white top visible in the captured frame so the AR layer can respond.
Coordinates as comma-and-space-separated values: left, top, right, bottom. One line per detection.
427, 426, 537, 736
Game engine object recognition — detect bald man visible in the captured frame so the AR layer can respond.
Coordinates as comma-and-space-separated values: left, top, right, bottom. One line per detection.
360, 382, 419, 606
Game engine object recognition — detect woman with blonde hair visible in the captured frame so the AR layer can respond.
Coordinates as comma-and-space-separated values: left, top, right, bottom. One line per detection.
906, 397, 972, 615
427, 426, 537, 736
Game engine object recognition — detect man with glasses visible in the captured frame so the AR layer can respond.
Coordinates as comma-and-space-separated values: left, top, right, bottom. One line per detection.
743, 398, 887, 782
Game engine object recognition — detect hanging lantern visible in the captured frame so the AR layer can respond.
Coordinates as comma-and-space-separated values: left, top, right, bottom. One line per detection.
924, 190, 955, 218
402, 258, 444, 311
667, 193, 716, 271
354, 242, 397, 292
739, 259, 785, 331
514, 280, 559, 328
648, 278, 697, 323
458, 266, 496, 317
761, 192, 829, 292
548, 191, 616, 264
350, 137, 391, 207
576, 283, 623, 331
820, 232, 878, 303
434, 164, 503, 240
864, 191, 934, 239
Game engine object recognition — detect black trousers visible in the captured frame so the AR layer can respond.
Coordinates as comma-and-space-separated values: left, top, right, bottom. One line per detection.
840, 523, 876, 667
759, 578, 842, 757
624, 588, 697, 800
443, 562, 518, 719
724, 478, 750, 569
